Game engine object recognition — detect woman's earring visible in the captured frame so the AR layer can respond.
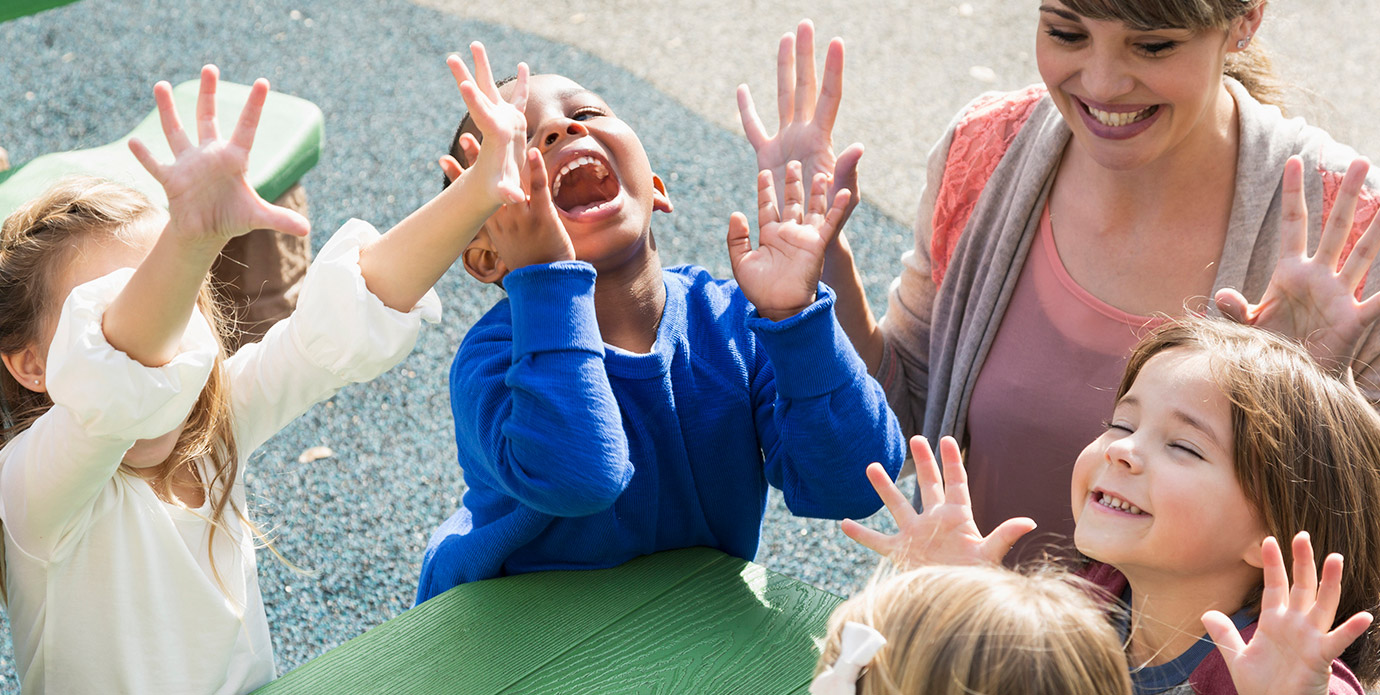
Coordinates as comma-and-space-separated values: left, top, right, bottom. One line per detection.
1237, 35, 1252, 49
33, 379, 39, 385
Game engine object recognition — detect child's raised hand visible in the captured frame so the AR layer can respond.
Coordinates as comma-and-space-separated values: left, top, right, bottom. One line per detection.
1214, 156, 1380, 370
448, 42, 529, 206
1202, 533, 1373, 695
128, 65, 310, 247
483, 148, 573, 270
727, 161, 849, 321
738, 19, 862, 236
840, 436, 1036, 570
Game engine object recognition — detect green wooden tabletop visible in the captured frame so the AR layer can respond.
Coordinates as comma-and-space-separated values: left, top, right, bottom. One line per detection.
254, 547, 844, 694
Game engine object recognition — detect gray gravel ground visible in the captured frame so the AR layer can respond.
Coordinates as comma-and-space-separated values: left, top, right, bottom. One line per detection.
0, 0, 905, 688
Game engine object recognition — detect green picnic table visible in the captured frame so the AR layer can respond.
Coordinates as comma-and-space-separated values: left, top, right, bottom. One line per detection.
253, 547, 845, 694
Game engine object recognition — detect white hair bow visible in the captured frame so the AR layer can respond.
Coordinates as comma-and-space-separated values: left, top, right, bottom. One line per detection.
809, 621, 888, 695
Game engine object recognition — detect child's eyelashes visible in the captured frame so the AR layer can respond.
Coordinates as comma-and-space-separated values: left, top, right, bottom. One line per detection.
570, 107, 605, 121
1102, 419, 1132, 434
1170, 442, 1205, 460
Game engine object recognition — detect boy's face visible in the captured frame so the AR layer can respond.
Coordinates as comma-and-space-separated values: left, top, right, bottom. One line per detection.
464, 75, 671, 274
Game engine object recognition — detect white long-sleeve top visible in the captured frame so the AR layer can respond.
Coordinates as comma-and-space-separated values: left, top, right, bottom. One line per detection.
0, 220, 441, 695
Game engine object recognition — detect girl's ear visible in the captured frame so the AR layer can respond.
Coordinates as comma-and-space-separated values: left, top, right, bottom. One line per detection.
2, 346, 47, 393
652, 175, 673, 214
1242, 534, 1268, 569
461, 229, 509, 286
1229, 2, 1267, 52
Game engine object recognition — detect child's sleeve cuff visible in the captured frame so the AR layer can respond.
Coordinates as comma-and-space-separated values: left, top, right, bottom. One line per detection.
505, 261, 604, 357
746, 283, 862, 398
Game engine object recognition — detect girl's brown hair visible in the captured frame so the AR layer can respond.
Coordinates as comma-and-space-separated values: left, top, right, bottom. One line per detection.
817, 564, 1133, 695
1121, 317, 1380, 685
0, 177, 248, 603
1054, 0, 1282, 106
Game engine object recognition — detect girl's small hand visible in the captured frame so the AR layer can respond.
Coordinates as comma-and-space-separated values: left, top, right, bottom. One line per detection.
483, 148, 573, 270
1202, 533, 1373, 695
448, 42, 529, 207
1214, 156, 1380, 369
727, 162, 849, 321
840, 436, 1036, 570
738, 19, 862, 236
128, 65, 310, 249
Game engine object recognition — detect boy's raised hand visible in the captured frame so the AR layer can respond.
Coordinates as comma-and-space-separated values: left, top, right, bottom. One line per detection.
738, 19, 862, 234
483, 148, 574, 270
1203, 533, 1373, 695
841, 436, 1036, 570
128, 65, 310, 247
447, 41, 530, 206
728, 161, 849, 321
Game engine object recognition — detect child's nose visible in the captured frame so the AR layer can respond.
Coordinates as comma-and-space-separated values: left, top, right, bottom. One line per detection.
1105, 437, 1143, 473
537, 120, 589, 149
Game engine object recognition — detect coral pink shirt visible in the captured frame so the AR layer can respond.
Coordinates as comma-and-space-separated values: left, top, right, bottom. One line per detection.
964, 206, 1162, 557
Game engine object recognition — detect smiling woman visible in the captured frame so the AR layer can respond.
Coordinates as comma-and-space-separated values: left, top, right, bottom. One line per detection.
773, 1, 1380, 560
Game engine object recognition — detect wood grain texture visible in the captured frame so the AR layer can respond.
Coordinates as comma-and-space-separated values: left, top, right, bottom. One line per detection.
255, 548, 795, 694
497, 557, 842, 694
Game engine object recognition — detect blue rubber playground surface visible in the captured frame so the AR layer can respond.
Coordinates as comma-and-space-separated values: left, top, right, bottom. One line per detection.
0, 0, 910, 687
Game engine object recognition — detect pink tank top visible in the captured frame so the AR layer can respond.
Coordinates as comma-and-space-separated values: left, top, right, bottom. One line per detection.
964, 206, 1163, 557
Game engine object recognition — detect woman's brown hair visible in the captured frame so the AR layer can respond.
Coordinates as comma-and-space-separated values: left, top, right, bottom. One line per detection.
1054, 0, 1283, 105
1120, 317, 1380, 685
817, 564, 1133, 695
0, 177, 249, 603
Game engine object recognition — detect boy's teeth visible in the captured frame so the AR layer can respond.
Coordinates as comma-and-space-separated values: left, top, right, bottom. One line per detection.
551, 156, 609, 198
1086, 105, 1154, 128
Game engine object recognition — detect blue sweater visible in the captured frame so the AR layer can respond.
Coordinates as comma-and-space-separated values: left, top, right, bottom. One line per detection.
416, 261, 904, 603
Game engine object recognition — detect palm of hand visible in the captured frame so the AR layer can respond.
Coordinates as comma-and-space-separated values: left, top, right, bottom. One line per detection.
754, 124, 836, 202
1222, 616, 1335, 695
160, 142, 260, 243
1250, 262, 1368, 365
885, 498, 991, 571
734, 214, 829, 318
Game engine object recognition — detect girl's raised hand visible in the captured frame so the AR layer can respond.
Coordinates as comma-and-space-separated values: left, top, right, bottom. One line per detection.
737, 19, 862, 233
727, 161, 850, 321
447, 42, 529, 206
1202, 533, 1373, 695
128, 65, 310, 247
840, 436, 1036, 570
1214, 156, 1380, 369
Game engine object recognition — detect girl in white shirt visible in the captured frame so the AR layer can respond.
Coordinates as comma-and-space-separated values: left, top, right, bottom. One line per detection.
0, 45, 527, 694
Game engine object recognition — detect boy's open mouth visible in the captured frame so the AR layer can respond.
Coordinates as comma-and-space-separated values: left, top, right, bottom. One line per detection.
551, 154, 620, 216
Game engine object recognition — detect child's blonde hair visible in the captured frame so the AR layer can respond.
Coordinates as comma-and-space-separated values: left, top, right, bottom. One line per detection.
816, 564, 1132, 695
1120, 317, 1380, 685
0, 177, 246, 602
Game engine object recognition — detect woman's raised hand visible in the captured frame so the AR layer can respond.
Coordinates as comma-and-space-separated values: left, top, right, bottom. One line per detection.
447, 42, 530, 206
841, 436, 1036, 570
128, 65, 310, 247
727, 161, 850, 321
1202, 533, 1372, 695
1215, 156, 1380, 369
738, 19, 862, 233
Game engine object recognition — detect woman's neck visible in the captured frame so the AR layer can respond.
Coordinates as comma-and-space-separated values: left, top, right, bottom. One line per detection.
591, 241, 666, 354
1121, 563, 1258, 667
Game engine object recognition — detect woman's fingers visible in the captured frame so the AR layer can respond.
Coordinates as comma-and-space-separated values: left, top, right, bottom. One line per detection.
775, 31, 795, 128
1279, 156, 1309, 258
736, 84, 769, 150
812, 37, 845, 131
792, 19, 817, 121
1316, 158, 1369, 268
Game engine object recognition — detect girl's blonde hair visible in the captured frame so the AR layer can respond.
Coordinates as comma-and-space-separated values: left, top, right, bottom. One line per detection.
0, 177, 247, 603
1054, 0, 1282, 106
817, 564, 1133, 695
1121, 317, 1380, 685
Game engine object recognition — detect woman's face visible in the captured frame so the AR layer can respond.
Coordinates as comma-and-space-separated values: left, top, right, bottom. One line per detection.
1035, 1, 1243, 172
